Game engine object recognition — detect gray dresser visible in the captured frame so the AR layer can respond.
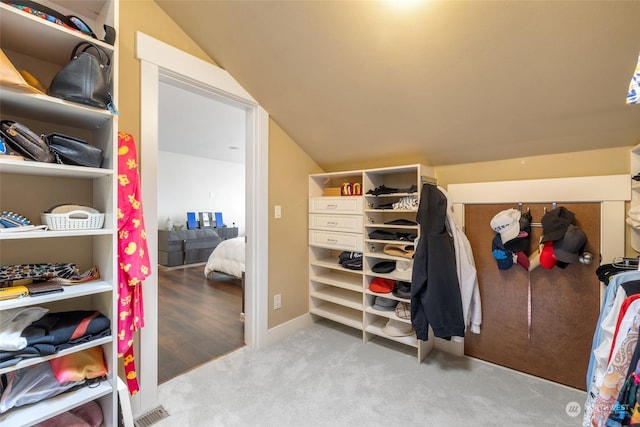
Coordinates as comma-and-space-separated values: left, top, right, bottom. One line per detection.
214, 226, 239, 241
158, 229, 223, 267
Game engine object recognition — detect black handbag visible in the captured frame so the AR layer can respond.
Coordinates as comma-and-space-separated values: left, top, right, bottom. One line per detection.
48, 42, 111, 109
0, 120, 55, 163
46, 133, 103, 168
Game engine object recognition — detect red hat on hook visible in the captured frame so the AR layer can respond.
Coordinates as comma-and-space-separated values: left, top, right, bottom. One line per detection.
539, 241, 557, 269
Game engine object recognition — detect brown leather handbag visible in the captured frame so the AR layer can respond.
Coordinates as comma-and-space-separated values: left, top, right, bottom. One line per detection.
0, 120, 55, 163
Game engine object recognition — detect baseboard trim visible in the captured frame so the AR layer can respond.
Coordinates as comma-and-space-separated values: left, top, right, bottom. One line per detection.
267, 313, 314, 346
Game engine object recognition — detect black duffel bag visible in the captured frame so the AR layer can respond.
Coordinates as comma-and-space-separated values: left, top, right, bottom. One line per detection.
46, 133, 103, 168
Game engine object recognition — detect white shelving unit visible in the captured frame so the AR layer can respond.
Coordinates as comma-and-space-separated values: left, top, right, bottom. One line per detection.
308, 165, 436, 362
0, 1, 118, 425
309, 170, 365, 331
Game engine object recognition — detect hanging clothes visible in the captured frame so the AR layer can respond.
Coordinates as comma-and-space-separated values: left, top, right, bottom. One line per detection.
584, 268, 640, 426
606, 323, 640, 426
411, 183, 465, 340
438, 186, 482, 334
592, 282, 640, 384
586, 270, 640, 389
588, 303, 640, 426
117, 132, 151, 395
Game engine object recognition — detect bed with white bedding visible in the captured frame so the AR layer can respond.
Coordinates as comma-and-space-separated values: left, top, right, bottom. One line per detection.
204, 236, 245, 279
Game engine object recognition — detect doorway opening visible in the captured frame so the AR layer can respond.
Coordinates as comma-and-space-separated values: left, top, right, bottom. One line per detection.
136, 31, 269, 414
156, 78, 247, 382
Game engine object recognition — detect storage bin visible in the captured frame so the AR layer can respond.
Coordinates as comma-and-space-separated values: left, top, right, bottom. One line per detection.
323, 187, 342, 196
41, 211, 105, 230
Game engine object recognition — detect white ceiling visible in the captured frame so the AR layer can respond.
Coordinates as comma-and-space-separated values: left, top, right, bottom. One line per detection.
158, 79, 246, 164
155, 0, 640, 168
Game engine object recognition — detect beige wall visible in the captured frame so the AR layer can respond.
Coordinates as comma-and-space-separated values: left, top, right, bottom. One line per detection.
119, 0, 321, 331
119, 0, 213, 138
268, 122, 323, 327
433, 146, 630, 188
322, 146, 630, 187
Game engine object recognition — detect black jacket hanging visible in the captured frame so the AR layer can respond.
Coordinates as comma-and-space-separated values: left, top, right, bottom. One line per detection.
411, 184, 465, 340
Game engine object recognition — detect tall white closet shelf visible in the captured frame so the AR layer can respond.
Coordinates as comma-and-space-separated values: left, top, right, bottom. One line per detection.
0, 0, 119, 425
309, 165, 437, 362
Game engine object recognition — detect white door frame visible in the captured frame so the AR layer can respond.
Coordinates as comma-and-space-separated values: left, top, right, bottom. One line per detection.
134, 32, 269, 415
447, 174, 630, 272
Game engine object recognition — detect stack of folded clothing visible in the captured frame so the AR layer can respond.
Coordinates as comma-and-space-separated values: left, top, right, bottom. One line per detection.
0, 347, 108, 415
392, 196, 418, 210
368, 230, 417, 242
366, 184, 418, 196
0, 310, 111, 369
338, 251, 362, 270
628, 206, 640, 230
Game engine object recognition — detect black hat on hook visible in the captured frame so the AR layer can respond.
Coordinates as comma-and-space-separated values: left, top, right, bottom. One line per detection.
554, 224, 587, 264
541, 207, 575, 243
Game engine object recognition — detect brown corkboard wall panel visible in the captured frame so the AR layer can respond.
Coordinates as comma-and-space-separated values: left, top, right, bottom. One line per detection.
463, 202, 600, 390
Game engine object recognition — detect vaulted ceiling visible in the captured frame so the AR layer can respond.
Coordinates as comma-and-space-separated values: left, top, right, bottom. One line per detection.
155, 0, 640, 168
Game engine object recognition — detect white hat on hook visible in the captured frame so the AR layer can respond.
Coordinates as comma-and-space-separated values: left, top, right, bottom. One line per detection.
490, 208, 521, 245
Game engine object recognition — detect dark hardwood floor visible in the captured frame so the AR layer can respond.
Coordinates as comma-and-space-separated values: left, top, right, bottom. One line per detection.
158, 264, 245, 384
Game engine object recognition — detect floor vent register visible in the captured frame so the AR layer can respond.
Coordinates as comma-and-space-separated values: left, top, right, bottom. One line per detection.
134, 406, 170, 427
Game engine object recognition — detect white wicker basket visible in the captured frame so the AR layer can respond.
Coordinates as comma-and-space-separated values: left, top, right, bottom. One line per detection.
41, 210, 105, 230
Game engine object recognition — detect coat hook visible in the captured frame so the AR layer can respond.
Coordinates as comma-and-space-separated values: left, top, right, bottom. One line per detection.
552, 202, 557, 209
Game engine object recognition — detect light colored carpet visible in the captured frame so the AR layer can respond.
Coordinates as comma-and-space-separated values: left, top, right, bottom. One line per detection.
155, 321, 584, 426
